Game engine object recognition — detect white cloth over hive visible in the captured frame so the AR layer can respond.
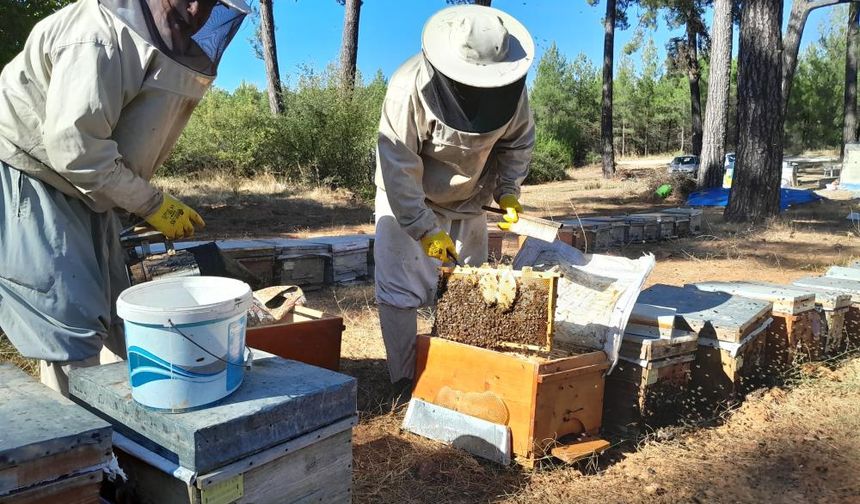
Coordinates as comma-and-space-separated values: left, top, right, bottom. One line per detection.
513, 239, 655, 371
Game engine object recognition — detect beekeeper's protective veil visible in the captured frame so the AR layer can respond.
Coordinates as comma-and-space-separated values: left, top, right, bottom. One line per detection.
104, 0, 249, 75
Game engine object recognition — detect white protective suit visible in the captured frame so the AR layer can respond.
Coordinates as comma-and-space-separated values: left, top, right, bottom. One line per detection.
0, 0, 242, 393
375, 54, 535, 382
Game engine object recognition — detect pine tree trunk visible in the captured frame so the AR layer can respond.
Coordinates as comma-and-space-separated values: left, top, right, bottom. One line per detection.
686, 21, 704, 157
698, 0, 733, 188
843, 2, 859, 156
473, 0, 492, 5
601, 0, 616, 179
783, 0, 847, 115
725, 0, 784, 223
259, 0, 284, 115
339, 0, 362, 89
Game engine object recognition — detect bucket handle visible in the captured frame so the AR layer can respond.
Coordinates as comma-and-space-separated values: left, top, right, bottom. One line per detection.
168, 319, 253, 370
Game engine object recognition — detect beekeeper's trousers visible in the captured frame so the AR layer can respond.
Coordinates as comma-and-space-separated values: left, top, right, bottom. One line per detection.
0, 164, 128, 396
374, 189, 488, 382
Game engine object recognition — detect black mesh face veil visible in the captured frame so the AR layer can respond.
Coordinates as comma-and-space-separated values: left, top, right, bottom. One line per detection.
420, 55, 526, 134
101, 0, 246, 76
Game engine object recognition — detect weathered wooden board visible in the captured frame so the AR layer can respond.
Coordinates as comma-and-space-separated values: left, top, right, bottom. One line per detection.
0, 365, 111, 497
115, 428, 353, 504
70, 354, 356, 474
579, 217, 630, 246
625, 215, 660, 242
0, 470, 101, 504
692, 326, 769, 403
620, 333, 699, 362
637, 285, 773, 343
692, 281, 817, 315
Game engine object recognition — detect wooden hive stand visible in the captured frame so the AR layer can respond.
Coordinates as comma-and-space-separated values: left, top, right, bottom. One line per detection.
0, 365, 112, 504
638, 285, 773, 406
603, 304, 699, 436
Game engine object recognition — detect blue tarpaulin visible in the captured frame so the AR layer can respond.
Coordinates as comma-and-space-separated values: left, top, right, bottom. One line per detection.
686, 187, 823, 211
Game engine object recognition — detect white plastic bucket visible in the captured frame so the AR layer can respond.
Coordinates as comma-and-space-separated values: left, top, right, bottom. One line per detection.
116, 276, 253, 412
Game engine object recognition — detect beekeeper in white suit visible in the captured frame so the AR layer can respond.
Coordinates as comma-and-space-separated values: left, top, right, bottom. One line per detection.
0, 0, 248, 395
375, 5, 535, 394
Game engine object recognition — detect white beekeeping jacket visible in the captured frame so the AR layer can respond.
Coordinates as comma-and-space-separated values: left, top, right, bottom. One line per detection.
0, 0, 242, 217
375, 54, 535, 241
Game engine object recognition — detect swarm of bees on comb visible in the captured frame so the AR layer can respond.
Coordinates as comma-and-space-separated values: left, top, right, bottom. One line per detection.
433, 265, 551, 350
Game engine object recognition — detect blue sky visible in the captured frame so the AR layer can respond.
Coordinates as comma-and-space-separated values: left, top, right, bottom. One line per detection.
215, 0, 832, 91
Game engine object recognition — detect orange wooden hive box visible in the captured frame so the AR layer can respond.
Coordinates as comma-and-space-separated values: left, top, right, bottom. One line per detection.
412, 266, 610, 466
246, 306, 345, 371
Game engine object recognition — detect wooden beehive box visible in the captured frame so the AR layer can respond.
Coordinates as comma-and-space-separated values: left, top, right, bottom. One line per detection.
794, 275, 860, 350
631, 213, 676, 240
70, 354, 357, 504
581, 217, 629, 247
560, 220, 612, 251
625, 215, 660, 241
785, 284, 852, 355
604, 304, 699, 434
0, 365, 111, 504
417, 265, 611, 466
309, 235, 371, 284
216, 239, 278, 286
276, 239, 330, 290
413, 335, 609, 466
246, 306, 345, 371
663, 208, 703, 234
693, 281, 821, 366
638, 285, 773, 403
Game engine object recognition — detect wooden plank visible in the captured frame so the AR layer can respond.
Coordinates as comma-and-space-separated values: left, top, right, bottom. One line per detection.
638, 285, 773, 342
692, 281, 816, 315
70, 354, 356, 474
613, 354, 695, 387
115, 430, 352, 504
550, 438, 610, 464
0, 470, 101, 504
620, 333, 699, 361
691, 328, 768, 404
413, 336, 538, 457
0, 366, 111, 495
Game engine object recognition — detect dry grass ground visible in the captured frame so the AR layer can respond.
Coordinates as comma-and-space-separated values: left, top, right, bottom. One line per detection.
2, 162, 860, 502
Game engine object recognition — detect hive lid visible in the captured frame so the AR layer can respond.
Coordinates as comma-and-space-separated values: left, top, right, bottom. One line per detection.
637, 284, 772, 343
692, 281, 817, 315
793, 276, 860, 303
308, 235, 372, 253
69, 353, 356, 474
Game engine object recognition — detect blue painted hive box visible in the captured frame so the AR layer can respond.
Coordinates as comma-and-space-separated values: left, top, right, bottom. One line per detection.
69, 352, 357, 504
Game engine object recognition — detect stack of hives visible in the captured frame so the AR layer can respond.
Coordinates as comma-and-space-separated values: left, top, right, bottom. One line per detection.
638, 285, 773, 407
308, 235, 372, 284
794, 265, 860, 351
694, 282, 821, 372
603, 304, 698, 435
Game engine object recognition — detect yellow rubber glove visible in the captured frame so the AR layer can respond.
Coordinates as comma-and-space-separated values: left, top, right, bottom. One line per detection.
497, 194, 523, 231
420, 229, 459, 263
144, 194, 205, 240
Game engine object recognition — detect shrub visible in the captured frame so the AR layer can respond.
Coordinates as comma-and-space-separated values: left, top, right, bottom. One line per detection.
525, 134, 569, 184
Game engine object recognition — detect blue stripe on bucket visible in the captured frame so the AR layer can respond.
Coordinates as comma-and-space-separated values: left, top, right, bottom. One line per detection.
125, 316, 236, 329
127, 346, 225, 388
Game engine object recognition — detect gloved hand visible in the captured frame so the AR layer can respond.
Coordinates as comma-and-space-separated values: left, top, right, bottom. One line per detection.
420, 229, 459, 263
497, 194, 523, 231
143, 194, 205, 240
